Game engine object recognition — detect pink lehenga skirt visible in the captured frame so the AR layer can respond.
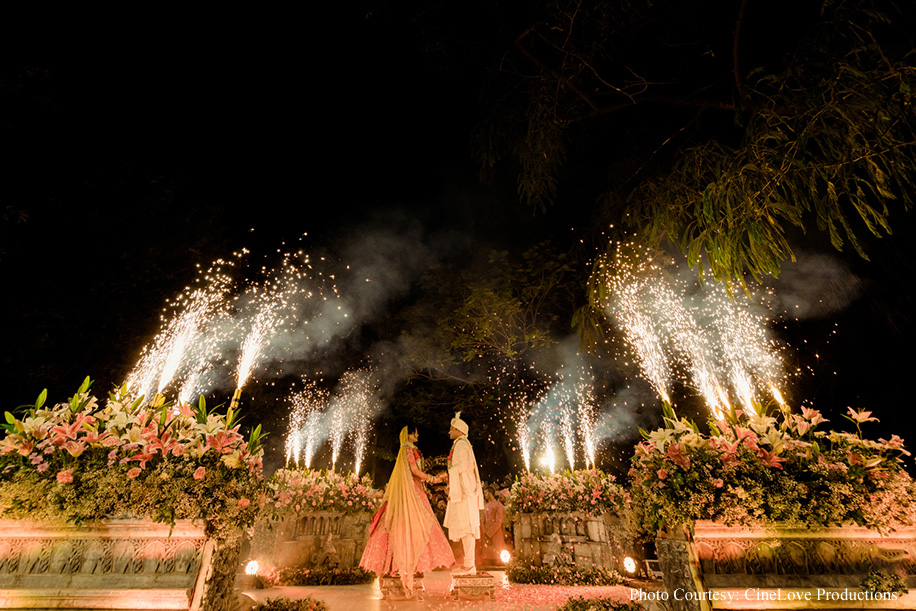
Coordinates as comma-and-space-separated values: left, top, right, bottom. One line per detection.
360, 494, 455, 576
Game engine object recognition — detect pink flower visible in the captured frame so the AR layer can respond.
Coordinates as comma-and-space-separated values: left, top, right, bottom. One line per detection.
666, 443, 691, 470
193, 466, 206, 480
758, 449, 785, 469
846, 407, 878, 424
657, 469, 668, 480
37, 463, 49, 472
238, 498, 250, 507
713, 478, 724, 488
127, 467, 142, 479
56, 469, 74, 483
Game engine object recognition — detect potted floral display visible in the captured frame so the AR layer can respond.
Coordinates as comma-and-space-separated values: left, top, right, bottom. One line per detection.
248, 468, 382, 578
0, 378, 265, 611
507, 469, 635, 579
629, 402, 916, 610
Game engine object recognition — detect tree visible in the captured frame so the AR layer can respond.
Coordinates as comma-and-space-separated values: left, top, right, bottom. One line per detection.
461, 0, 916, 291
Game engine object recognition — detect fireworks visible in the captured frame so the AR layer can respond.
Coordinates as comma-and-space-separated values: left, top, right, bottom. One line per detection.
284, 369, 382, 473
124, 259, 236, 403
286, 381, 329, 468
602, 242, 788, 416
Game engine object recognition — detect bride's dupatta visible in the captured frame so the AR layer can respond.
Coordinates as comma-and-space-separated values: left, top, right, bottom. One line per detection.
383, 426, 434, 592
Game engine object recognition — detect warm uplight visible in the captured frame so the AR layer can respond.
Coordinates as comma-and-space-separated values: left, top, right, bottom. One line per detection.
245, 560, 259, 575
500, 549, 511, 564
623, 556, 637, 574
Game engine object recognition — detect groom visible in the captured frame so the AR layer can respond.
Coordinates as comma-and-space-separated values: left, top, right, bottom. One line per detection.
443, 412, 485, 575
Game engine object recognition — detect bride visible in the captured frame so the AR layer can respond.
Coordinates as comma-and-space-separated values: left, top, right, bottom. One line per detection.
359, 425, 454, 594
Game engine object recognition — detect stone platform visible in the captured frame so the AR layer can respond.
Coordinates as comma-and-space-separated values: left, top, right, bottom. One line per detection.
451, 572, 495, 600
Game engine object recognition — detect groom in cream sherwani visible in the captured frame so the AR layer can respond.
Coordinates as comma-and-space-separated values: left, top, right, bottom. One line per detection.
443, 412, 485, 575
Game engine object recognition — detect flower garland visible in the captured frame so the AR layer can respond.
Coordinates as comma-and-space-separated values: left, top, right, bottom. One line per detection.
264, 468, 382, 518
507, 469, 627, 517
0, 378, 264, 539
629, 403, 916, 537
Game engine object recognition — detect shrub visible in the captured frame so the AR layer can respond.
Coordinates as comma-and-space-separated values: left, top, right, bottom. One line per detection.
507, 561, 623, 586
555, 597, 641, 611
250, 596, 328, 611
260, 565, 374, 586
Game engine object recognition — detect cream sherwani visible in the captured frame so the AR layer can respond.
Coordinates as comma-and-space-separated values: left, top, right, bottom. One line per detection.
444, 435, 484, 567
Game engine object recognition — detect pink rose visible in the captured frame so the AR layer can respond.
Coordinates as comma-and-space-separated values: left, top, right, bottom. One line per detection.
193, 466, 206, 480
127, 467, 142, 479
238, 498, 250, 507
56, 469, 74, 484
713, 478, 724, 488
657, 469, 668, 480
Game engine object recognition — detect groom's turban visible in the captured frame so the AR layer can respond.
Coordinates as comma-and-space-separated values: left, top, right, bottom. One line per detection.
451, 412, 469, 435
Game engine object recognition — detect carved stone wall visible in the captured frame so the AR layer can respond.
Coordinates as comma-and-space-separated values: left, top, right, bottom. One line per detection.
656, 521, 916, 610
512, 512, 636, 573
0, 519, 231, 610
249, 511, 371, 571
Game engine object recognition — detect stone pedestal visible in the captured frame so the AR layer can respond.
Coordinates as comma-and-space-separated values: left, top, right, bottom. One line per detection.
656, 521, 916, 610
250, 511, 371, 571
378, 574, 425, 600
0, 519, 234, 611
451, 572, 495, 600
512, 512, 636, 572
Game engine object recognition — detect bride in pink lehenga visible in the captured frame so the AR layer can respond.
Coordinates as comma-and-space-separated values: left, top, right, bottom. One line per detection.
359, 425, 454, 595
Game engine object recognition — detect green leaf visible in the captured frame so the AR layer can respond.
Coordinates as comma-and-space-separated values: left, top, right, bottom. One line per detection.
35, 389, 47, 409
4, 412, 15, 426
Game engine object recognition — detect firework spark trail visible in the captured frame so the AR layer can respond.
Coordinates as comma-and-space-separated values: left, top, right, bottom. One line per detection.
558, 402, 576, 471
604, 243, 787, 415
235, 251, 343, 390
286, 381, 329, 467
338, 369, 380, 474
125, 259, 237, 403
576, 374, 598, 468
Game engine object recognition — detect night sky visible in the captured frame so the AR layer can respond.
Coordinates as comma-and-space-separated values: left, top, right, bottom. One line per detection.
2, 4, 914, 479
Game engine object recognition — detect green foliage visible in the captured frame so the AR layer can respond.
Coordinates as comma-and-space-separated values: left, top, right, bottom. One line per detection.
554, 597, 642, 611
436, 242, 575, 362
250, 596, 328, 611
629, 1, 916, 291
260, 566, 374, 587
507, 560, 623, 586
860, 569, 908, 595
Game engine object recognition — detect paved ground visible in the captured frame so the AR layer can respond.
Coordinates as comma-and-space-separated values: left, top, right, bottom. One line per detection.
241, 570, 641, 611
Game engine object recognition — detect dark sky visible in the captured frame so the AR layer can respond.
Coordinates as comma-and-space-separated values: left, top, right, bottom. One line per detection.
2, 5, 915, 473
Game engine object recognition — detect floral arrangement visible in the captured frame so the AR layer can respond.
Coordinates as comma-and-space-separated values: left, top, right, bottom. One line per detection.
250, 596, 329, 611
0, 378, 265, 539
259, 565, 374, 586
506, 560, 623, 586
263, 467, 382, 519
629, 403, 916, 537
508, 469, 627, 517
